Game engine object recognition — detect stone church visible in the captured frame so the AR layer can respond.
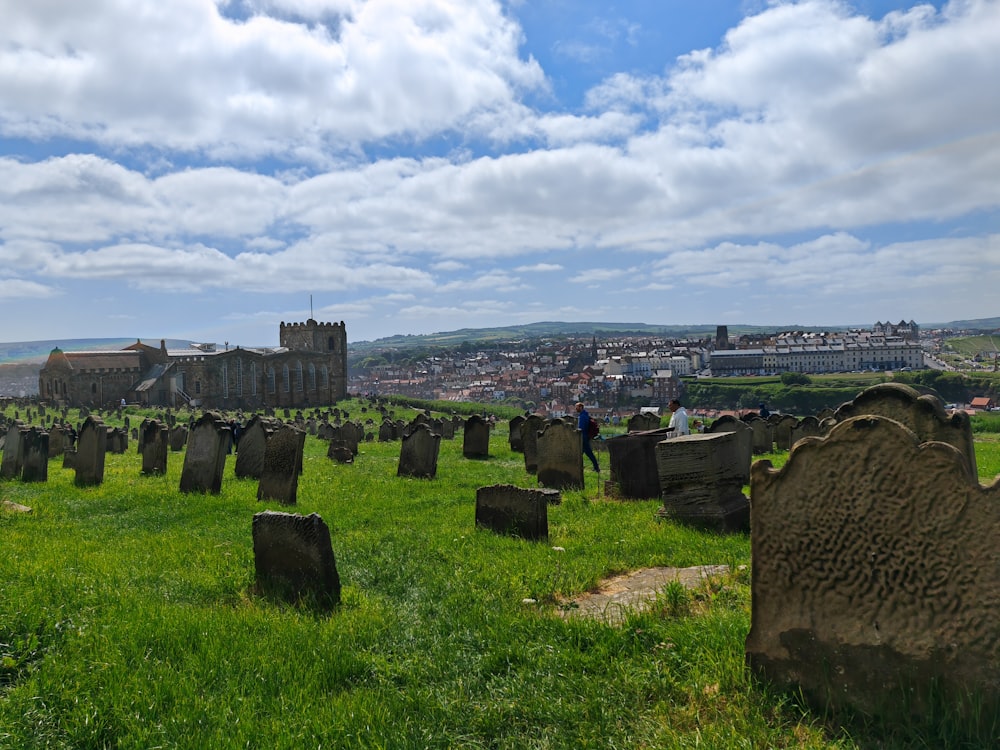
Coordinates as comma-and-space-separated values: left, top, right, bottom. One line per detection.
38, 320, 347, 410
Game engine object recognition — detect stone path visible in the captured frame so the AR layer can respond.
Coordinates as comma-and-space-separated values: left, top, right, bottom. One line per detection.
557, 565, 730, 624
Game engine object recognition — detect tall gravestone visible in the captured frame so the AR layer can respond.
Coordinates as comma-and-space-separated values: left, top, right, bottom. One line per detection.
397, 423, 441, 479
655, 431, 750, 531
20, 427, 49, 483
748, 415, 1000, 728
606, 428, 673, 499
378, 420, 395, 442
179, 413, 230, 494
74, 416, 107, 487
140, 420, 169, 476
743, 415, 773, 454
236, 416, 277, 480
475, 484, 558, 540
252, 511, 340, 607
169, 425, 188, 452
0, 421, 26, 480
463, 415, 490, 459
521, 415, 545, 475
508, 415, 525, 452
536, 420, 584, 490
257, 425, 305, 505
772, 415, 798, 451
47, 425, 65, 458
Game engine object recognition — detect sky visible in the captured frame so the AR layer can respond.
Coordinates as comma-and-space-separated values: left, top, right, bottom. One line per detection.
1, 0, 998, 346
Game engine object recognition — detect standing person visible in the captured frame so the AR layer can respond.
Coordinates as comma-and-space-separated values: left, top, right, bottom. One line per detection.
758, 402, 771, 419
667, 399, 690, 436
575, 402, 600, 473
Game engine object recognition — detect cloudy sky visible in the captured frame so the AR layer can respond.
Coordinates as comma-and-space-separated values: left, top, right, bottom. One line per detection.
1, 0, 997, 346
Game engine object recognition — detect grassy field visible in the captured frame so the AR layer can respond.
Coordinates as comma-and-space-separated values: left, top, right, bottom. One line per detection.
1, 401, 999, 748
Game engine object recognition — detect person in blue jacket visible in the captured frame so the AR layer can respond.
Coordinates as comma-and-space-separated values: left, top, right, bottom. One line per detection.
575, 401, 600, 472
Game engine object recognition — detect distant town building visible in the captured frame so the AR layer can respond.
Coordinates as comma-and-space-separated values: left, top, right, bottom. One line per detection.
38, 320, 347, 409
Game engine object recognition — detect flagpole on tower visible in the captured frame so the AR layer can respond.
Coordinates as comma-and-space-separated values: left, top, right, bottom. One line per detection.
310, 294, 313, 320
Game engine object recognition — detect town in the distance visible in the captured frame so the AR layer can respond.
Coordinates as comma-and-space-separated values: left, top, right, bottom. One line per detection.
6, 316, 997, 416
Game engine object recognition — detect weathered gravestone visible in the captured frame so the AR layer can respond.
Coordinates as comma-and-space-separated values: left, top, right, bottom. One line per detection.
521, 415, 545, 475
628, 412, 661, 433
169, 425, 188, 452
106, 426, 128, 454
20, 427, 49, 483
140, 420, 169, 476
772, 414, 798, 451
508, 415, 525, 453
475, 484, 559, 540
743, 415, 773, 454
463, 415, 491, 459
257, 425, 305, 505
606, 428, 674, 499
789, 415, 824, 445
536, 420, 584, 490
438, 417, 456, 440
327, 440, 354, 464
0, 421, 26, 480
252, 510, 340, 607
397, 423, 441, 479
331, 422, 362, 457
833, 382, 977, 477
62, 447, 76, 470
235, 416, 278, 480
705, 416, 753, 485
747, 415, 1000, 728
47, 425, 65, 458
654, 431, 750, 532
378, 420, 395, 442
74, 416, 107, 487
179, 413, 230, 494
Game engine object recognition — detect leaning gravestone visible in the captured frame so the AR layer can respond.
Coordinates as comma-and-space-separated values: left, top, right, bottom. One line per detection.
179, 413, 230, 494
20, 427, 49, 483
140, 420, 169, 476
521, 415, 545, 475
257, 425, 305, 505
252, 510, 340, 607
747, 415, 1000, 728
74, 416, 107, 487
833, 382, 977, 477
475, 484, 558, 541
0, 421, 26, 480
236, 416, 277, 480
655, 431, 750, 532
463, 415, 490, 459
397, 423, 441, 479
606, 428, 674, 499
536, 420, 584, 490
508, 415, 525, 452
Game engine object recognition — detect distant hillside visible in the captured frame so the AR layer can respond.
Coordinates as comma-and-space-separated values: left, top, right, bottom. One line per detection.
0, 338, 195, 365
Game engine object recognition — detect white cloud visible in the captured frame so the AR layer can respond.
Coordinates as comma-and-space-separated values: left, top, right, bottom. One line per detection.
0, 278, 60, 299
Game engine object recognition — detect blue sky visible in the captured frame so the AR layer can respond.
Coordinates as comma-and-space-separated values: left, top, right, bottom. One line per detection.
1, 0, 997, 345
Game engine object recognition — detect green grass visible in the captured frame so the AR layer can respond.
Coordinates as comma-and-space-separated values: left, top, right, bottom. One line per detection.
0, 400, 997, 748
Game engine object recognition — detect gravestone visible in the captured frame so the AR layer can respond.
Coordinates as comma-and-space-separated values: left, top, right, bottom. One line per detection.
743, 415, 773, 454
236, 416, 277, 480
438, 417, 456, 440
47, 425, 65, 458
772, 415, 798, 451
179, 413, 230, 494
257, 424, 305, 505
397, 423, 441, 479
833, 383, 977, 477
508, 415, 525, 452
536, 420, 584, 490
107, 426, 128, 454
140, 420, 169, 476
628, 413, 661, 432
74, 416, 107, 487
747, 415, 1000, 727
252, 511, 340, 607
463, 415, 490, 459
606, 428, 673, 499
20, 427, 49, 483
521, 415, 545, 475
327, 440, 354, 464
63, 448, 76, 470
705, 416, 753, 485
475, 484, 558, 540
654, 431, 750, 532
169, 425, 188, 452
0, 421, 26, 480
378, 420, 395, 442
789, 415, 824, 445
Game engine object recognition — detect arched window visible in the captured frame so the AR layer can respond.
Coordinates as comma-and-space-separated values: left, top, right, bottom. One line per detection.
283, 365, 290, 392
251, 362, 258, 396
267, 367, 276, 394
308, 363, 316, 390
222, 362, 228, 398
236, 358, 243, 396
321, 365, 329, 388
328, 336, 336, 351
295, 361, 304, 391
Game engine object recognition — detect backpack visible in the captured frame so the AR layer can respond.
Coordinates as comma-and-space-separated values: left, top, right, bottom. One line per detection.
587, 418, 600, 439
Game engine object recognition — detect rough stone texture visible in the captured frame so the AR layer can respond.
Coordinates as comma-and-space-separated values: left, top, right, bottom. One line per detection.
520, 415, 545, 475
378, 420, 395, 442
628, 413, 661, 433
747, 415, 1000, 723
252, 510, 340, 606
47, 425, 66, 458
789, 415, 824, 446
2, 500, 33, 513
463, 415, 491, 459
169, 425, 188, 452
704, 416, 753, 485
74, 416, 107, 487
475, 484, 558, 540
179, 412, 230, 494
257, 424, 305, 505
536, 420, 584, 491
743, 415, 773, 454
397, 423, 441, 479
0, 421, 25, 480
606, 428, 674, 499
235, 416, 277, 479
327, 440, 354, 464
439, 417, 456, 439
655, 432, 749, 532
21, 427, 49, 483
62, 447, 76, 470
833, 382, 977, 477
140, 420, 169, 476
508, 415, 525, 452
773, 415, 798, 451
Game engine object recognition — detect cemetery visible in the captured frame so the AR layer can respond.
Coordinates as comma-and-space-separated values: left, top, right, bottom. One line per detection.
1, 390, 999, 747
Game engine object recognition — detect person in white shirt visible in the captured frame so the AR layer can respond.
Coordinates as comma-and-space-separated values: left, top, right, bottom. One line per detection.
667, 399, 690, 436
